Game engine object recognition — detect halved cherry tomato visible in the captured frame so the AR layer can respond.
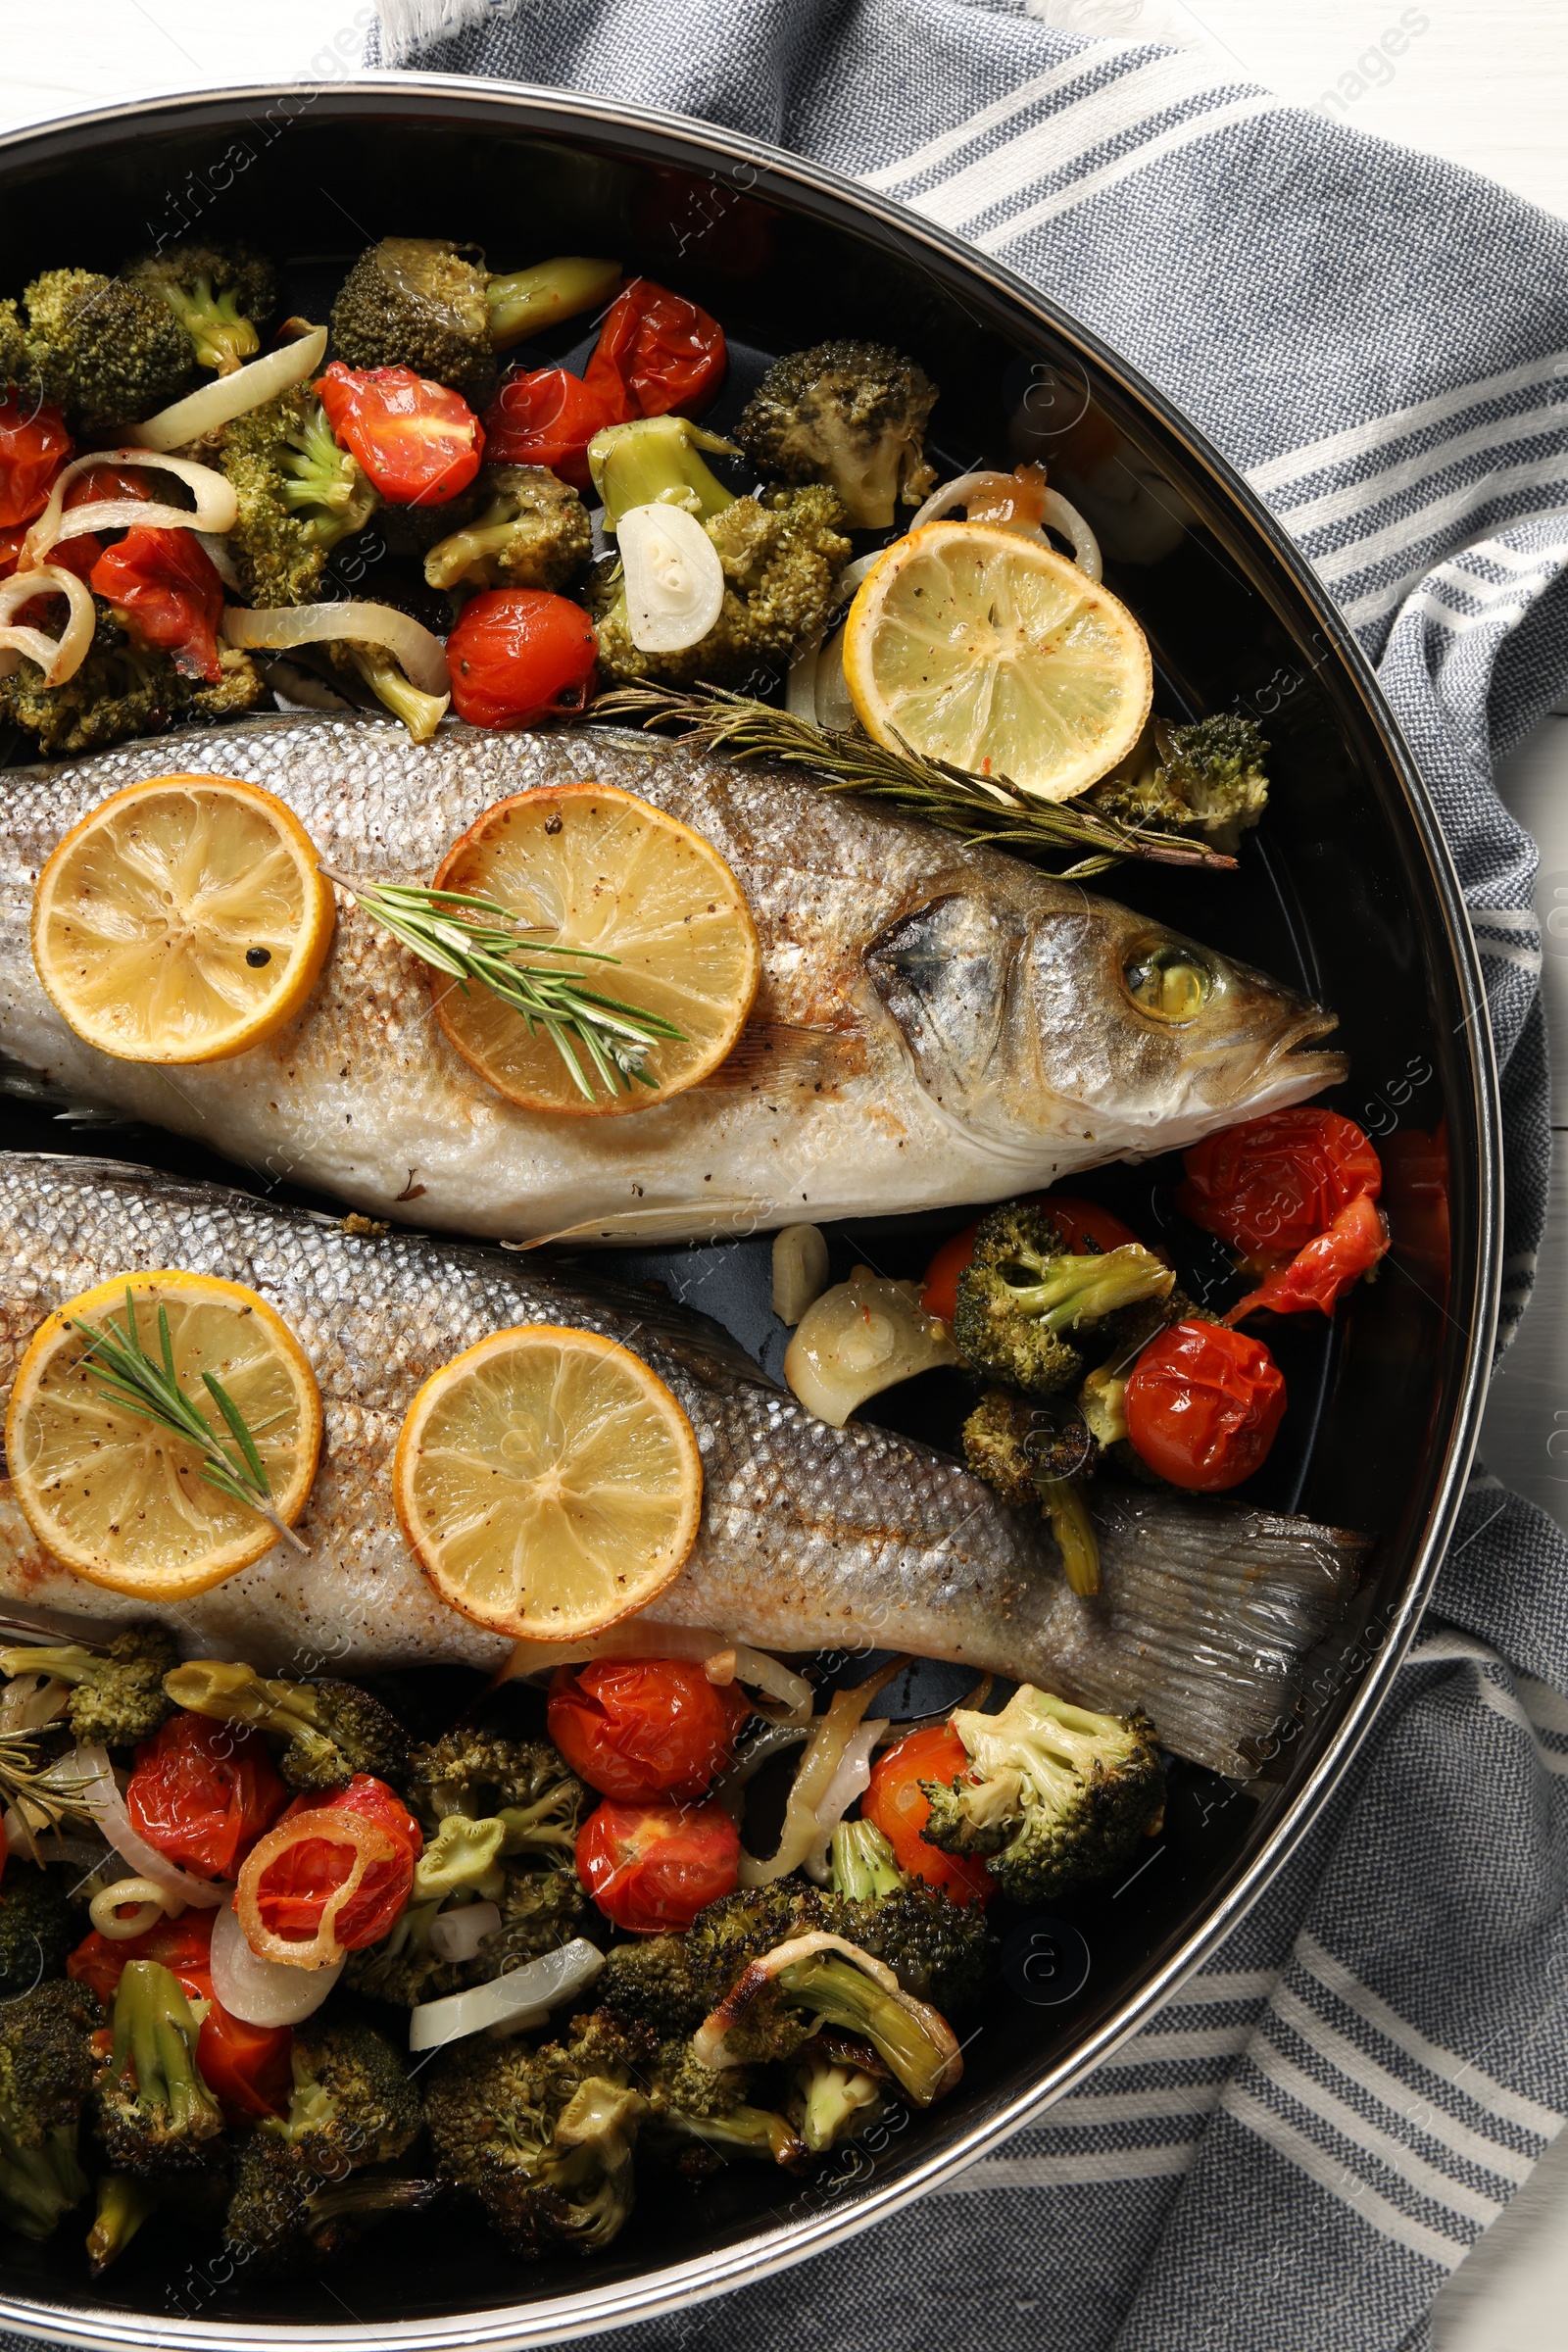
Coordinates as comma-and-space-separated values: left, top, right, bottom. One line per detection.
1124, 1319, 1286, 1492
317, 361, 483, 506
920, 1195, 1158, 1324
251, 1775, 421, 1954
67, 1912, 292, 2120
89, 526, 226, 683
862, 1726, 996, 1907
127, 1712, 288, 1882
480, 366, 626, 492
1176, 1109, 1382, 1257
446, 587, 597, 728
0, 398, 71, 529
549, 1660, 750, 1803
1226, 1192, 1389, 1324
584, 278, 726, 421
576, 1796, 739, 1935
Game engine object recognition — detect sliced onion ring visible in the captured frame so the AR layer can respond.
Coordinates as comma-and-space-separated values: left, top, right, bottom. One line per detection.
803, 1717, 889, 1884
223, 601, 450, 698
0, 564, 96, 688
72, 1743, 223, 1909
1042, 488, 1102, 580
408, 1936, 605, 2053
738, 1657, 908, 1887
211, 1894, 344, 2024
428, 1900, 502, 1965
88, 1878, 178, 1940
235, 1807, 401, 1970
23, 450, 238, 568
128, 322, 329, 455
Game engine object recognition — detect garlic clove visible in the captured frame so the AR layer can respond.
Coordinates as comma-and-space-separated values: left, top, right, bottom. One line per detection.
619, 503, 725, 653
784, 1265, 959, 1427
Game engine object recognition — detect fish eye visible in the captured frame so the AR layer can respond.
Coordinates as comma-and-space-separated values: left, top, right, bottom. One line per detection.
1123, 943, 1213, 1021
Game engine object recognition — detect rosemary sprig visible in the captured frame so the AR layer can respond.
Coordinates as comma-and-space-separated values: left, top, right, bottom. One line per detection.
69, 1290, 308, 1557
319, 868, 687, 1105
592, 684, 1237, 877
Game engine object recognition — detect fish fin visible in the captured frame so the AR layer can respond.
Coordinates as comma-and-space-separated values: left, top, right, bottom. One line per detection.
0, 1054, 130, 1129
698, 1019, 870, 1093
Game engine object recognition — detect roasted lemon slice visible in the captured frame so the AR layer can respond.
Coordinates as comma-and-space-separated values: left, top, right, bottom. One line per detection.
6, 1272, 321, 1597
842, 521, 1152, 802
31, 774, 335, 1063
428, 782, 760, 1115
393, 1324, 703, 1639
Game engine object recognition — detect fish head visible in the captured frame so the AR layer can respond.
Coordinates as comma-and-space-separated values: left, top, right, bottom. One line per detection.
864, 885, 1348, 1154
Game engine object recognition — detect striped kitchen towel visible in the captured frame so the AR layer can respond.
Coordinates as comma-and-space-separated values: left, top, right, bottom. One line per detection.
363, 6, 1568, 2349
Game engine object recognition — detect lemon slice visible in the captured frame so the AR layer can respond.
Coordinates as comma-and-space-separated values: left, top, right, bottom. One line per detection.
31, 773, 335, 1063
842, 520, 1153, 802
5, 1272, 321, 1598
393, 1324, 703, 1640
428, 782, 760, 1116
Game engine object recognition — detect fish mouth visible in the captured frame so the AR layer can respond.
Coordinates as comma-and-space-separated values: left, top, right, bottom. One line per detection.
1262, 1006, 1348, 1091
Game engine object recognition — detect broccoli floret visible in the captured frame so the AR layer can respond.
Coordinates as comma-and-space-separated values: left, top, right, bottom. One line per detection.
406, 1732, 590, 1856
222, 2131, 442, 2281
162, 1660, 409, 1793
423, 465, 592, 592
0, 1870, 81, 2001
0, 299, 54, 404
91, 1960, 222, 2177
960, 1388, 1104, 1595
326, 637, 450, 744
24, 269, 195, 432
919, 1684, 1165, 1906
0, 627, 263, 759
423, 2011, 648, 2258
331, 237, 496, 405
1084, 714, 1270, 849
592, 481, 851, 689
702, 1941, 961, 2106
646, 2040, 805, 2170
125, 243, 275, 376
0, 1626, 176, 1750
220, 386, 379, 609
952, 1202, 1175, 1398
734, 339, 938, 528
342, 1898, 462, 2011
789, 2038, 887, 2154
0, 1979, 99, 2238
270, 2014, 421, 2175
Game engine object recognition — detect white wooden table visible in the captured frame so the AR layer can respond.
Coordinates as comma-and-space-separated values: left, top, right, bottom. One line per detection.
1, 5, 1566, 2342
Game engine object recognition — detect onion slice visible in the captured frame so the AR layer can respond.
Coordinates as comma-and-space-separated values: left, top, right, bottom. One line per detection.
738, 1657, 908, 1886
408, 1936, 605, 2052
89, 1878, 180, 1941
428, 1900, 502, 1964
223, 601, 450, 697
71, 1744, 224, 1908
235, 1808, 400, 1969
128, 323, 329, 454
211, 1895, 344, 2025
618, 504, 724, 653
803, 1718, 889, 1885
0, 565, 96, 688
23, 450, 237, 567
1042, 488, 1102, 580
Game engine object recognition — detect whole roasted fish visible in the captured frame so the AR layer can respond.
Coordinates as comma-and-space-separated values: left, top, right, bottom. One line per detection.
0, 715, 1346, 1245
0, 1153, 1363, 1779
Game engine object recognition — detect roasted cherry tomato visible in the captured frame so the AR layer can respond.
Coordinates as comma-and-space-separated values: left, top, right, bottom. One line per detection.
446, 587, 597, 728
920, 1195, 1156, 1324
862, 1726, 996, 1907
1124, 1319, 1286, 1492
252, 1775, 421, 1954
1175, 1109, 1382, 1257
89, 526, 226, 683
64, 463, 153, 511
575, 1796, 739, 1934
0, 397, 71, 529
549, 1659, 750, 1802
1, 528, 101, 595
67, 1912, 292, 2120
317, 360, 484, 505
480, 366, 626, 492
1226, 1193, 1389, 1323
584, 278, 726, 420
126, 1712, 288, 1881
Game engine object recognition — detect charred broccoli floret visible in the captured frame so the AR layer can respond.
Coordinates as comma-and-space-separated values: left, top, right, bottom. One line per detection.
331, 237, 496, 405
0, 626, 263, 758
0, 1625, 177, 1750
920, 1684, 1165, 1906
960, 1387, 1104, 1595
789, 2035, 888, 2154
0, 1870, 81, 2001
346, 1858, 588, 2011
423, 464, 592, 592
162, 1660, 409, 1792
1084, 714, 1269, 850
270, 2014, 421, 2174
0, 1979, 98, 2238
222, 2131, 441, 2280
220, 385, 379, 608
0, 299, 54, 404
423, 2010, 648, 2258
24, 268, 195, 431
645, 2038, 804, 2169
125, 243, 275, 376
735, 339, 938, 528
698, 1938, 961, 2107
952, 1202, 1175, 1398
92, 1960, 222, 2177
406, 1732, 590, 1856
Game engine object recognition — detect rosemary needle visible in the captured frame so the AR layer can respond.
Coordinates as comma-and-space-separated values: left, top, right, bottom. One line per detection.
69, 1290, 308, 1557
592, 684, 1238, 877
319, 868, 687, 1106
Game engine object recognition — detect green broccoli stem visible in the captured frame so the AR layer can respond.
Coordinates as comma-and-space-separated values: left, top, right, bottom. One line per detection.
830, 1819, 906, 1902
341, 645, 448, 743
112, 1963, 220, 2136
1004, 1243, 1173, 1335
281, 399, 377, 550
797, 2055, 882, 2154
163, 1660, 336, 1770
776, 1955, 952, 2107
0, 1643, 95, 1687
1038, 1479, 1100, 1598
495, 1794, 582, 1858
665, 2104, 803, 2164
588, 416, 739, 532
485, 257, 620, 349
1077, 1362, 1130, 1447
154, 274, 260, 375
0, 2122, 88, 2239
86, 2172, 158, 2275
307, 2176, 444, 2228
